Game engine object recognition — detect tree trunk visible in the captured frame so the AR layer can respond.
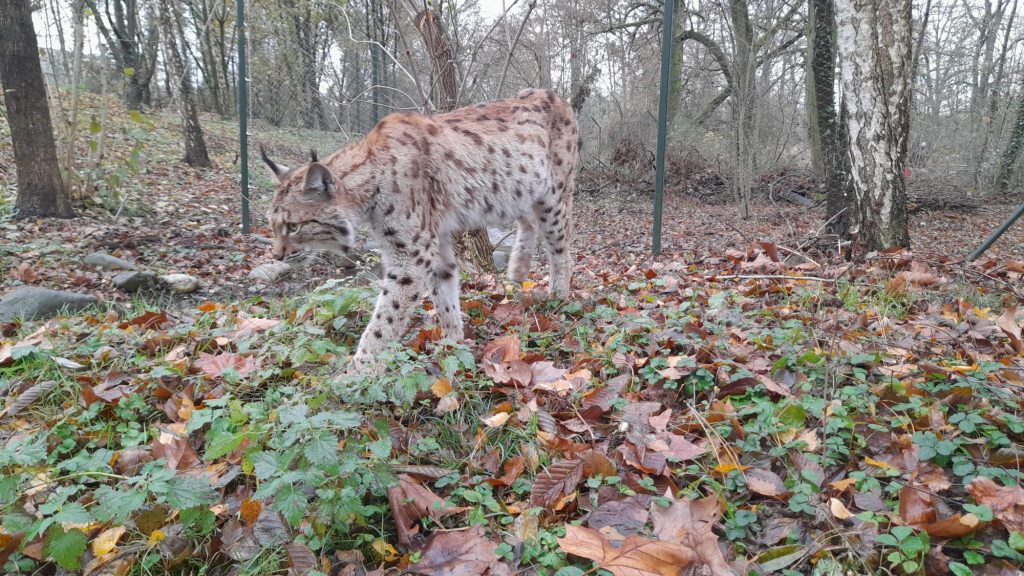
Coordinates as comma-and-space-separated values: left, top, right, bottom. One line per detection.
414, 8, 495, 273
835, 0, 912, 255
807, 0, 854, 233
157, 0, 210, 167
996, 90, 1024, 195
730, 0, 757, 219
0, 0, 74, 218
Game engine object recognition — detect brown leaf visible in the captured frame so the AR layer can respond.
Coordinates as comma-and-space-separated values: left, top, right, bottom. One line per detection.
587, 496, 651, 538
482, 334, 521, 364
119, 311, 169, 331
966, 476, 1024, 533
756, 374, 792, 397
996, 306, 1023, 352
530, 457, 586, 508
9, 262, 39, 283
745, 468, 789, 498
388, 474, 467, 548
253, 509, 290, 547
557, 525, 695, 576
152, 425, 200, 471
649, 494, 734, 576
0, 380, 56, 418
485, 457, 526, 487
660, 433, 708, 462
916, 513, 982, 539
583, 374, 629, 412
80, 372, 136, 407
899, 485, 937, 526
221, 518, 261, 562
287, 542, 318, 576
195, 352, 260, 379
407, 526, 502, 576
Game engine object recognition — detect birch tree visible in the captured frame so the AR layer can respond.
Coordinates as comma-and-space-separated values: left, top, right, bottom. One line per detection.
834, 0, 911, 254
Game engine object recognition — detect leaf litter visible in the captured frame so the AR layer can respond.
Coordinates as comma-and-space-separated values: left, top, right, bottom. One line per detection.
2, 100, 1024, 575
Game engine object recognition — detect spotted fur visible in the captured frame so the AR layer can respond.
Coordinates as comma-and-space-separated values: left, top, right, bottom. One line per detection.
263, 89, 579, 371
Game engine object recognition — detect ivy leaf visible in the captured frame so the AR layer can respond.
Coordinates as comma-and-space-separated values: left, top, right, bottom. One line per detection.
93, 485, 147, 522
44, 526, 87, 570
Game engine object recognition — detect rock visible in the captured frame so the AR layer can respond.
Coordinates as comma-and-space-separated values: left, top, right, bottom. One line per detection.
249, 262, 293, 282
85, 252, 135, 270
160, 274, 200, 293
0, 287, 99, 322
113, 271, 159, 292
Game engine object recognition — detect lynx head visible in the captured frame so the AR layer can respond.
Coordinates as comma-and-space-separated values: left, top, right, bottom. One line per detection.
262, 147, 356, 261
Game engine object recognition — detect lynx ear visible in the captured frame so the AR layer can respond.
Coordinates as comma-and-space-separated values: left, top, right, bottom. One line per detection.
260, 145, 290, 183
303, 162, 334, 200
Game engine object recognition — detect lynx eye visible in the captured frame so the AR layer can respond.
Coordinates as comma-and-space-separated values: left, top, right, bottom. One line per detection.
285, 223, 302, 234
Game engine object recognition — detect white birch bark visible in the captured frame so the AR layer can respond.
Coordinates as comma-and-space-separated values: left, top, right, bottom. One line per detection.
835, 0, 912, 252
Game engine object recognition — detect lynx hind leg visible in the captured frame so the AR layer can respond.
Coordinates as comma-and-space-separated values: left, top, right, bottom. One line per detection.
507, 217, 537, 283
430, 237, 464, 339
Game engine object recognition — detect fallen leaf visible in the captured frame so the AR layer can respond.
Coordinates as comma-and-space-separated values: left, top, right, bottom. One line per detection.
558, 525, 695, 576
431, 378, 452, 398
119, 311, 169, 331
966, 476, 1024, 533
649, 493, 734, 576
746, 468, 788, 498
195, 352, 259, 379
829, 498, 854, 520
408, 526, 503, 576
90, 525, 126, 556
287, 542, 318, 575
531, 457, 586, 508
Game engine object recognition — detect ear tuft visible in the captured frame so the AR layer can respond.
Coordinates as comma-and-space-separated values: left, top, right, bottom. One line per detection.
260, 145, 290, 182
310, 149, 318, 163
303, 163, 334, 200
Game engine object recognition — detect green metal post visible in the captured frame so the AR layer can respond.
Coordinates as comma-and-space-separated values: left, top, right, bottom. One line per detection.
652, 0, 674, 255
966, 203, 1024, 261
237, 0, 250, 234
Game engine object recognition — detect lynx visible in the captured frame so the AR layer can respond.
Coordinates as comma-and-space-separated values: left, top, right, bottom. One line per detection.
262, 88, 579, 371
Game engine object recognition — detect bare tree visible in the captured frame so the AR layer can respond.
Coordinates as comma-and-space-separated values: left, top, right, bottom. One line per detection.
414, 7, 496, 273
158, 0, 210, 167
0, 0, 74, 218
835, 0, 912, 254
85, 0, 159, 110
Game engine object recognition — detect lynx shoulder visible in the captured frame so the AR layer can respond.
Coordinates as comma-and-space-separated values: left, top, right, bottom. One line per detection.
262, 88, 579, 370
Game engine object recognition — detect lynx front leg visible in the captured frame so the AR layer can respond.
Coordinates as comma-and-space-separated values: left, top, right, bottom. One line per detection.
507, 217, 537, 283
429, 237, 464, 339
350, 265, 426, 371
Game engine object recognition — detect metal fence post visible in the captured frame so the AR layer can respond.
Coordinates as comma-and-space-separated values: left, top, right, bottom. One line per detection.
652, 0, 674, 256
966, 203, 1024, 261
237, 0, 250, 234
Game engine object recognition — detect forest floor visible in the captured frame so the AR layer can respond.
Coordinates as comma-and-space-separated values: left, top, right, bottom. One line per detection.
1, 97, 1024, 576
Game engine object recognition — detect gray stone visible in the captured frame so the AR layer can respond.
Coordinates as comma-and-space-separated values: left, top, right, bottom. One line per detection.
113, 271, 159, 292
0, 287, 99, 322
85, 252, 135, 270
160, 273, 200, 293
249, 262, 293, 282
